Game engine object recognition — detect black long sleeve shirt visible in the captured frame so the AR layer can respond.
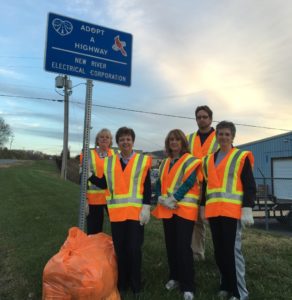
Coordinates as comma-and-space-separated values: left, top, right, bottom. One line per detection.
88, 157, 152, 205
197, 127, 215, 145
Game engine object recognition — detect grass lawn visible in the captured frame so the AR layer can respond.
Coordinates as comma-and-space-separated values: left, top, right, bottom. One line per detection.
0, 160, 292, 300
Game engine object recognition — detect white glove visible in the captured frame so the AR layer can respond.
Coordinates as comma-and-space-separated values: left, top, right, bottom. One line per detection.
199, 206, 208, 225
163, 195, 177, 210
158, 196, 166, 205
139, 204, 151, 226
241, 207, 254, 228
88, 169, 94, 179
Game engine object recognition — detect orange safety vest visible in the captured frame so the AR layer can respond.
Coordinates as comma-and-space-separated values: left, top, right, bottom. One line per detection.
104, 153, 152, 222
186, 130, 219, 158
80, 148, 116, 205
152, 153, 202, 221
202, 148, 254, 219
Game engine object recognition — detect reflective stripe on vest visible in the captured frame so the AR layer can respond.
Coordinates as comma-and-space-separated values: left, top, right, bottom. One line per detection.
104, 153, 151, 221
186, 131, 219, 158
152, 153, 201, 221
203, 148, 253, 219
86, 148, 114, 205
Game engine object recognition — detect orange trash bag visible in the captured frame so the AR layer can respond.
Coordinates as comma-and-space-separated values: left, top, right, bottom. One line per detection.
42, 227, 120, 300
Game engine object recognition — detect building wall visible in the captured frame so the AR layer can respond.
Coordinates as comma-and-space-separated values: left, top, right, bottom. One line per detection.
237, 132, 292, 195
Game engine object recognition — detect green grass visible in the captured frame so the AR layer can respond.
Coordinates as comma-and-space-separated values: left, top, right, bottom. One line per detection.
0, 160, 292, 300
0, 160, 80, 299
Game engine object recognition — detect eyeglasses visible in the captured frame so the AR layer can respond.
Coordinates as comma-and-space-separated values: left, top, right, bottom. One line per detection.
196, 115, 209, 120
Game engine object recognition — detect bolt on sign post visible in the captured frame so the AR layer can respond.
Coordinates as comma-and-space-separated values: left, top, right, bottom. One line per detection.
44, 12, 133, 231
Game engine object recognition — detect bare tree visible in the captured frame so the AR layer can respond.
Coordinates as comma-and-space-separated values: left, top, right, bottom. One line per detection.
0, 117, 12, 147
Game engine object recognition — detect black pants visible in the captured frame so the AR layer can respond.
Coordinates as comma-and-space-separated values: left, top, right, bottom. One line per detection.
163, 215, 195, 293
86, 204, 108, 234
111, 220, 144, 294
209, 217, 248, 300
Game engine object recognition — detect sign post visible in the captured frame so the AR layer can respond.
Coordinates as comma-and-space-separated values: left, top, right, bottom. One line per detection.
78, 79, 93, 230
44, 12, 132, 231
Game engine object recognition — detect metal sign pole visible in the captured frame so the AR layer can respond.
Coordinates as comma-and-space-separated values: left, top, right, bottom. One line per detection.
61, 75, 69, 180
78, 79, 93, 231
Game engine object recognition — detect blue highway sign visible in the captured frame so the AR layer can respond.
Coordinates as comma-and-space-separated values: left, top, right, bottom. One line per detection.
45, 12, 132, 86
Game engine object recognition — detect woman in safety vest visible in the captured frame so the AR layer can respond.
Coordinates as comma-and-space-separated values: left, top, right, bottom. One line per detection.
152, 129, 202, 300
200, 121, 256, 300
88, 127, 152, 298
80, 128, 116, 234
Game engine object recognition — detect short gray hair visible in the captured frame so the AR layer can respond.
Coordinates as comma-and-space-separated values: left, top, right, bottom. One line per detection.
216, 121, 236, 138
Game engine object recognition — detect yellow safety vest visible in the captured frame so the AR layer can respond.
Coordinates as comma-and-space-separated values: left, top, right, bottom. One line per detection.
202, 148, 254, 219
104, 153, 152, 222
80, 148, 116, 205
186, 131, 219, 158
152, 153, 202, 221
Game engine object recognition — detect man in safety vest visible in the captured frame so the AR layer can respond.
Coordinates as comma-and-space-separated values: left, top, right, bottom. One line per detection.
186, 105, 219, 261
200, 121, 256, 300
88, 127, 152, 298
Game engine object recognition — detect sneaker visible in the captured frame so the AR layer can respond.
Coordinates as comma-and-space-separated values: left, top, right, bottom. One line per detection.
183, 291, 194, 300
193, 253, 205, 261
217, 290, 229, 299
134, 293, 141, 299
165, 279, 179, 290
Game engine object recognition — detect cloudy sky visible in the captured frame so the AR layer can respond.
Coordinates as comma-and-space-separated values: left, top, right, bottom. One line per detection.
1, 0, 292, 156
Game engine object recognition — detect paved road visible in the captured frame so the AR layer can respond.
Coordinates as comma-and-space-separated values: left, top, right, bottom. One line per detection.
0, 159, 18, 165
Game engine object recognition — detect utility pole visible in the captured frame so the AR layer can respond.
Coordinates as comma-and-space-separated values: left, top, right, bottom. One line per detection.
9, 134, 14, 150
56, 75, 72, 180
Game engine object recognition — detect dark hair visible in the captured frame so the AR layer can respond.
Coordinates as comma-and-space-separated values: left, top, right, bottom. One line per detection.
115, 127, 135, 144
216, 121, 236, 138
95, 128, 113, 147
165, 129, 190, 157
195, 105, 213, 119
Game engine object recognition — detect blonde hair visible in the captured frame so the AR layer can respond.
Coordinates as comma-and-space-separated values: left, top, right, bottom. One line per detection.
95, 128, 113, 147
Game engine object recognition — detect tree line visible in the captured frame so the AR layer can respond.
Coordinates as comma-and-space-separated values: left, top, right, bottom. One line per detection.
0, 116, 12, 148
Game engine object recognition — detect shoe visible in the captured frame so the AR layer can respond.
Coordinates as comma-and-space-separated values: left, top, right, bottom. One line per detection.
134, 293, 141, 299
165, 279, 179, 290
193, 253, 205, 261
183, 291, 194, 300
217, 290, 229, 299
229, 297, 239, 300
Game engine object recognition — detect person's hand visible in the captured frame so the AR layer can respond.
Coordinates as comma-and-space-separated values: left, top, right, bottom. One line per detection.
85, 202, 89, 217
139, 204, 151, 225
158, 196, 166, 205
241, 207, 254, 228
88, 172, 98, 185
88, 169, 94, 179
163, 194, 177, 210
199, 206, 208, 224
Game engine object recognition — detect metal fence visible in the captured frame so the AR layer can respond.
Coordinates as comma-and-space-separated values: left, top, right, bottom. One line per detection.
254, 177, 292, 230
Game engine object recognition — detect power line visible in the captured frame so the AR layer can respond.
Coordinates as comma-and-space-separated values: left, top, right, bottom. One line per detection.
3, 66, 42, 69
0, 93, 291, 132
81, 102, 292, 132
0, 94, 62, 103
0, 56, 42, 59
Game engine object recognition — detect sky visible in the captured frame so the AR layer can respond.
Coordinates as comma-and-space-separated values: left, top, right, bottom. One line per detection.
1, 0, 292, 156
